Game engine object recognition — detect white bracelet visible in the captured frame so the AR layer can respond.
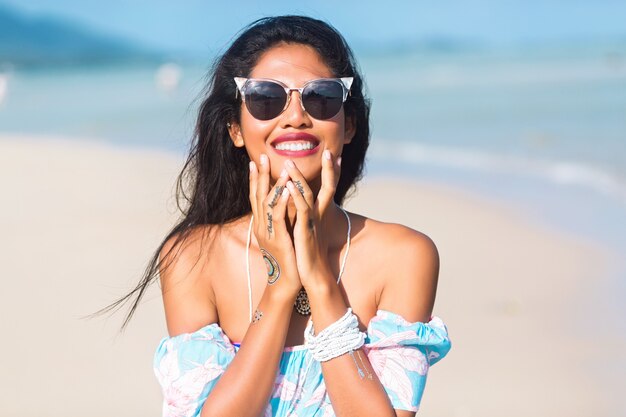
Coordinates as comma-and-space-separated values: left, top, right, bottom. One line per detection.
304, 308, 366, 362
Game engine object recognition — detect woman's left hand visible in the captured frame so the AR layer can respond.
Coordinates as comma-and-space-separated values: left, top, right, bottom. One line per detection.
284, 149, 342, 290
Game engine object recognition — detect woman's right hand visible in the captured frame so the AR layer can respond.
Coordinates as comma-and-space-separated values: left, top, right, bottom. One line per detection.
249, 154, 301, 300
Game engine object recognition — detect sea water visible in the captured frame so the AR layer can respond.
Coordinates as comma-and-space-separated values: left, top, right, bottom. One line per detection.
361, 42, 626, 253
0, 41, 624, 282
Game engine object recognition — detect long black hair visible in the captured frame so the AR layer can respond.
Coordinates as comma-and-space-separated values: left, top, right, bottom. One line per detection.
98, 15, 371, 329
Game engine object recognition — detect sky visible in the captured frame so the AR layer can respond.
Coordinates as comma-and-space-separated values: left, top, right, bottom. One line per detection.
3, 0, 626, 54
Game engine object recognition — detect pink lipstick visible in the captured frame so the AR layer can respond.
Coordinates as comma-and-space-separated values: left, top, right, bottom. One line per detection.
270, 133, 320, 157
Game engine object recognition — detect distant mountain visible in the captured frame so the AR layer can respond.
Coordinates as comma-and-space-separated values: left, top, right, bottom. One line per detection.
0, 4, 162, 68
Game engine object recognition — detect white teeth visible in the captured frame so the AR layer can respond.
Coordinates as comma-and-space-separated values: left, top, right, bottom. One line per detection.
275, 142, 316, 151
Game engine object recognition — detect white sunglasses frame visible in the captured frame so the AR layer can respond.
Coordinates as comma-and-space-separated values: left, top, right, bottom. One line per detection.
233, 77, 353, 119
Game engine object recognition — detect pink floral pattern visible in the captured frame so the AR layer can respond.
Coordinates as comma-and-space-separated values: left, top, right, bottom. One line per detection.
154, 311, 451, 416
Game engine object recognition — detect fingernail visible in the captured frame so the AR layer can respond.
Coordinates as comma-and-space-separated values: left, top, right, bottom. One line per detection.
337, 156, 342, 167
286, 181, 295, 190
324, 149, 331, 160
285, 160, 295, 168
280, 169, 288, 178
260, 154, 268, 165
282, 187, 290, 198
249, 161, 256, 171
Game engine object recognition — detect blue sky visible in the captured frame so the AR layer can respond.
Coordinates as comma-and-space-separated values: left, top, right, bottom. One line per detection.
3, 0, 626, 54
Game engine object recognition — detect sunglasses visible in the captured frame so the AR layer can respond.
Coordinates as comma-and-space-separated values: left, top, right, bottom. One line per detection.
234, 77, 353, 121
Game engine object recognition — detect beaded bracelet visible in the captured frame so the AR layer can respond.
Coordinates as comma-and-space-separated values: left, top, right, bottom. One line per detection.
304, 308, 366, 362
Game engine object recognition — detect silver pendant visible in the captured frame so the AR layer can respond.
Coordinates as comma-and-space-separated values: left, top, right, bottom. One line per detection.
294, 287, 311, 315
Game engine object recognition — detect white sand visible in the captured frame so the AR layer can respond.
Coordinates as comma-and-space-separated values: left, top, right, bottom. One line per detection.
0, 136, 622, 417
346, 179, 623, 417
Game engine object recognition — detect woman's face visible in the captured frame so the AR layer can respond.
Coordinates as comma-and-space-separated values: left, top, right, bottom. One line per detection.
229, 43, 355, 184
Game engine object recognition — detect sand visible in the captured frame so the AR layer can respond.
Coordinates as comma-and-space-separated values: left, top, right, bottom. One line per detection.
1, 135, 622, 417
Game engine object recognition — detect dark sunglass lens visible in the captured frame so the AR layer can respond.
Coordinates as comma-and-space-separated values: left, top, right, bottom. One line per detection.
244, 81, 286, 120
302, 81, 344, 120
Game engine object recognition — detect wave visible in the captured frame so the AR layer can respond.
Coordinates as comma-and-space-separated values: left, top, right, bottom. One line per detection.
369, 140, 626, 205
365, 61, 626, 91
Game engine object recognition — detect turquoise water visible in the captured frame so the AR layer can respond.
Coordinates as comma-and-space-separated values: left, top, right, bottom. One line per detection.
1, 42, 625, 264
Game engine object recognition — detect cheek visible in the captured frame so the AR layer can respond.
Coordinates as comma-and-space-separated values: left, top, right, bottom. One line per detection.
240, 115, 272, 145
325, 119, 348, 147
327, 110, 349, 140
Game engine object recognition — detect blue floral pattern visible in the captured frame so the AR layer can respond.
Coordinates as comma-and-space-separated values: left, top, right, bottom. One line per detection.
154, 310, 451, 416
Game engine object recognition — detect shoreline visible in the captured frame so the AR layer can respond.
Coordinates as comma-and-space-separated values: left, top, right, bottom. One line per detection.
1, 135, 623, 416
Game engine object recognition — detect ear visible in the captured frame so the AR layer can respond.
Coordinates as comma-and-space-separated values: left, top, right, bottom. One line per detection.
228, 121, 245, 147
343, 114, 356, 144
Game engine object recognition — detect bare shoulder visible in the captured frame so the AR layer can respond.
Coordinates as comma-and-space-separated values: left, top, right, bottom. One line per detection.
353, 214, 440, 323
353, 215, 439, 273
364, 218, 437, 252
159, 225, 220, 337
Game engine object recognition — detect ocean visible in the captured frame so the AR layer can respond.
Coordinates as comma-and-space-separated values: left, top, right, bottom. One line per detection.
1, 41, 624, 280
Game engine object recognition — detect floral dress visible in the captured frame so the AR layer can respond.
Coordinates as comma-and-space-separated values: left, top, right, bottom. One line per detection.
154, 310, 451, 417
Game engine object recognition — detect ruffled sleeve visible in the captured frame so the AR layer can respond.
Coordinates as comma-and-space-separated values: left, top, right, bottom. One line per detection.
364, 310, 451, 412
153, 324, 237, 417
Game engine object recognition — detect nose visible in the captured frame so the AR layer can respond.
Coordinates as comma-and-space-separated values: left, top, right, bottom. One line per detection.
279, 90, 312, 128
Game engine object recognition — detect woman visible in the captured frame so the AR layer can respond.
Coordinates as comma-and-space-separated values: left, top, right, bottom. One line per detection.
109, 15, 450, 417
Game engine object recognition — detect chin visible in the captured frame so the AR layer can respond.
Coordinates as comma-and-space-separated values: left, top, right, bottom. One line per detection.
292, 163, 323, 182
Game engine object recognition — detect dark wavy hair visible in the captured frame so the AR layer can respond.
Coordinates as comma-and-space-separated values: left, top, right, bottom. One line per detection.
97, 15, 371, 329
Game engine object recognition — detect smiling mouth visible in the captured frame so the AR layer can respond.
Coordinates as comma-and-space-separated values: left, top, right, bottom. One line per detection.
274, 141, 317, 151
271, 134, 320, 156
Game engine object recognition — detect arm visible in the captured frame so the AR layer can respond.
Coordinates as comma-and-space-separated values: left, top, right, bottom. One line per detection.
307, 285, 398, 417
284, 152, 440, 417
307, 230, 439, 417
159, 234, 296, 417
160, 156, 303, 417
200, 284, 294, 417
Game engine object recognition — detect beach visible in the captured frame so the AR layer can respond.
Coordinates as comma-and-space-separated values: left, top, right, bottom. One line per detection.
1, 135, 622, 417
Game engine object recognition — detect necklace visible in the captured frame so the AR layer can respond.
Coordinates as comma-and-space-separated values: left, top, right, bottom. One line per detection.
245, 207, 351, 321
